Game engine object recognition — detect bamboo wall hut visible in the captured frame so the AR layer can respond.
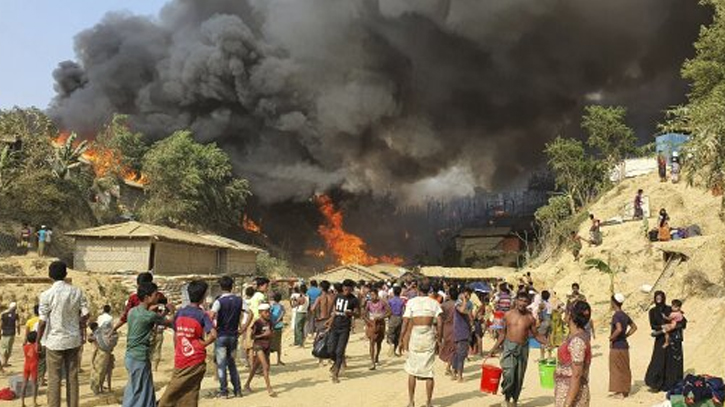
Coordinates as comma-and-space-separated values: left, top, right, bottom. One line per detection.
66, 221, 264, 275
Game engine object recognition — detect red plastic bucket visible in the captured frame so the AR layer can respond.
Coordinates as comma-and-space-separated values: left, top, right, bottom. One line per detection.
480, 363, 503, 394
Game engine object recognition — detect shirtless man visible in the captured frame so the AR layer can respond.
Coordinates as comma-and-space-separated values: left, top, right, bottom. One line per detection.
491, 291, 548, 407
311, 281, 335, 365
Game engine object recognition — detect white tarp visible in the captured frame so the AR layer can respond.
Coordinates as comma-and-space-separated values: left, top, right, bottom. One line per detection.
610, 158, 658, 181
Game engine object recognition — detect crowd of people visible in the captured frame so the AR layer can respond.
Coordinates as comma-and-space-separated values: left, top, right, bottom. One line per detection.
0, 260, 691, 407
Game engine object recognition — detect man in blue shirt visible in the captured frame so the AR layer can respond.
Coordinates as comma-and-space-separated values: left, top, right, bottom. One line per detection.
36, 226, 48, 257
210, 276, 248, 398
305, 280, 322, 338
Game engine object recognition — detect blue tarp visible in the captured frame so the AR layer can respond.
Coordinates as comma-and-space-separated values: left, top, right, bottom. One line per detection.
468, 281, 491, 293
656, 133, 690, 163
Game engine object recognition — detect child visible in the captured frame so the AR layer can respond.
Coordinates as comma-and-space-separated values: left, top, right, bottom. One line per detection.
363, 289, 389, 370
158, 281, 216, 407
661, 299, 684, 348
89, 319, 118, 394
243, 286, 256, 368
244, 303, 276, 397
21, 331, 39, 407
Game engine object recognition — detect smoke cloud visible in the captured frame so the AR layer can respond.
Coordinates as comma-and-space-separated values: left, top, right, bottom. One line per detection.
50, 0, 709, 204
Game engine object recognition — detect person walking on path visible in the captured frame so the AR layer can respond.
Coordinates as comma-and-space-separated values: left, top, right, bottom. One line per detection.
311, 281, 335, 365
451, 289, 472, 383
269, 292, 286, 366
326, 279, 359, 383
490, 290, 549, 407
158, 281, 217, 407
633, 189, 644, 220
645, 291, 686, 392
291, 285, 309, 347
305, 280, 322, 338
554, 300, 592, 407
244, 303, 277, 397
438, 286, 457, 375
1, 302, 19, 370
209, 276, 247, 399
400, 280, 443, 407
122, 282, 173, 407
386, 285, 406, 357
363, 288, 390, 370
37, 261, 89, 407
608, 293, 637, 398
36, 226, 48, 257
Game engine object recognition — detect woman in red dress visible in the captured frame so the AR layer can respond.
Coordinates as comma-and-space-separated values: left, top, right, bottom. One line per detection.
554, 300, 592, 407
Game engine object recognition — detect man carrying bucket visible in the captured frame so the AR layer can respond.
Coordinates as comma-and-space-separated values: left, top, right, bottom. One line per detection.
490, 291, 548, 407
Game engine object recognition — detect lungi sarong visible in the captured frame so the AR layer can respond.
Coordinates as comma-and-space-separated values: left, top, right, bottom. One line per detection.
158, 362, 207, 407
404, 326, 437, 379
122, 355, 155, 407
270, 329, 282, 353
90, 350, 112, 394
366, 319, 385, 342
609, 348, 632, 394
500, 339, 529, 402
387, 315, 403, 346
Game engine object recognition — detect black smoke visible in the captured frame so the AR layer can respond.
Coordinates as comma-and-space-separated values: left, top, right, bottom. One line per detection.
50, 0, 710, 204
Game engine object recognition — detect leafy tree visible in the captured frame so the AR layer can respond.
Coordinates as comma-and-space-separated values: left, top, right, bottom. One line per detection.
662, 0, 725, 216
544, 136, 607, 213
256, 252, 293, 278
141, 131, 251, 231
0, 107, 56, 171
0, 145, 18, 192
48, 133, 88, 180
582, 105, 637, 172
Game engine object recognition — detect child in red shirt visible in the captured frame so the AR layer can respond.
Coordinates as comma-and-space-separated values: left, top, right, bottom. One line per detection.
21, 331, 39, 407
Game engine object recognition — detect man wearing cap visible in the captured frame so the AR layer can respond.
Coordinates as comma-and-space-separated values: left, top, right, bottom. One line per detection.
0, 302, 20, 370
609, 293, 637, 399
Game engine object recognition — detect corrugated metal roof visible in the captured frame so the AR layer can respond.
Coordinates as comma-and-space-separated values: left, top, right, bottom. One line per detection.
66, 221, 265, 253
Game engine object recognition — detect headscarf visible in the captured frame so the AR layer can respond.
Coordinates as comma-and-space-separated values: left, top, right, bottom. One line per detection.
653, 290, 667, 312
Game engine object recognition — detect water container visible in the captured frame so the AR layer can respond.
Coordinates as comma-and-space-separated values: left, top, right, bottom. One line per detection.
538, 359, 557, 389
480, 363, 503, 394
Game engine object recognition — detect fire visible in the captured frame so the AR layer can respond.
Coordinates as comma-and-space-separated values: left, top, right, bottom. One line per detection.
242, 214, 262, 234
52, 131, 148, 185
315, 195, 403, 266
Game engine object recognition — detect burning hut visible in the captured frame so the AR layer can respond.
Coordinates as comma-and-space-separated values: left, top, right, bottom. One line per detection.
66, 221, 264, 275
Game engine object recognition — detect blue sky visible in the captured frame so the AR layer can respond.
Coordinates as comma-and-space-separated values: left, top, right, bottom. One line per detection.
0, 1, 167, 109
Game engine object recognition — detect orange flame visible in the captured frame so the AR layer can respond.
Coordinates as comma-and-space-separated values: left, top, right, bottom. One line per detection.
315, 195, 403, 266
53, 131, 148, 185
242, 214, 262, 233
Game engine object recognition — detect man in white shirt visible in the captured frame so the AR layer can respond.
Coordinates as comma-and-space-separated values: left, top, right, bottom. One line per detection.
37, 261, 89, 407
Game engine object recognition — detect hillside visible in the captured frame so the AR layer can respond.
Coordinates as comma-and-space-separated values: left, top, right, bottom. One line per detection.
529, 171, 725, 378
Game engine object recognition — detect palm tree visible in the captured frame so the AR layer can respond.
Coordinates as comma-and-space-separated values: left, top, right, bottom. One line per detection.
48, 132, 87, 180
585, 257, 626, 298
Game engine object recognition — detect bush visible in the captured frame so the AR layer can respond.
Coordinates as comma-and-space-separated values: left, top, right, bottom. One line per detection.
256, 252, 293, 278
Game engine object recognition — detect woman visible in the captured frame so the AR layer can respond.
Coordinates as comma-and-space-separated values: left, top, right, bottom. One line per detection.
645, 291, 686, 392
555, 300, 592, 407
451, 290, 472, 383
609, 293, 638, 398
658, 209, 671, 242
438, 287, 458, 375
364, 289, 390, 370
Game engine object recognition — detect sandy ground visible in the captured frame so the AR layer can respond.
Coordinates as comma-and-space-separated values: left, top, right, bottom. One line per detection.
0, 314, 678, 407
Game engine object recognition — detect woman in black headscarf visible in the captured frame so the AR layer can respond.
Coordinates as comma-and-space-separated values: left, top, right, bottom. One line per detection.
644, 291, 686, 391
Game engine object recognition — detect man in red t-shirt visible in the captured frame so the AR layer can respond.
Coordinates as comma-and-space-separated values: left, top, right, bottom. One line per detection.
21, 331, 39, 407
158, 281, 216, 407
114, 272, 167, 332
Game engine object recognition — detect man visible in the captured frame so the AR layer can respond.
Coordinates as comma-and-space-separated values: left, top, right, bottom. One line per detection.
386, 285, 405, 357
37, 261, 89, 407
305, 280, 322, 337
1, 302, 19, 370
326, 279, 359, 383
158, 281, 217, 407
311, 280, 335, 365
589, 214, 602, 246
36, 226, 48, 257
122, 282, 173, 407
491, 291, 548, 407
209, 276, 248, 398
400, 280, 443, 407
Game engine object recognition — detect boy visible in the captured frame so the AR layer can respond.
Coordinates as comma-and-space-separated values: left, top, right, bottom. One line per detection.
244, 303, 276, 397
89, 319, 117, 394
270, 292, 286, 366
660, 299, 684, 348
122, 282, 173, 407
158, 281, 217, 407
21, 331, 39, 407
